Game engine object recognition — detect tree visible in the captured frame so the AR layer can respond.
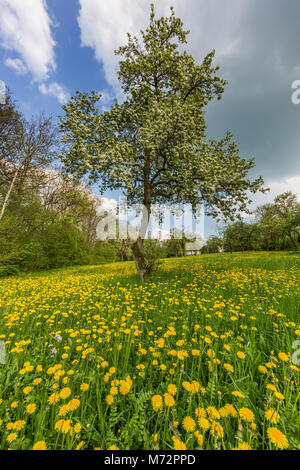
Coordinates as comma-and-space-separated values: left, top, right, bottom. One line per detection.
202, 236, 223, 254
60, 4, 265, 281
0, 89, 22, 175
257, 192, 300, 251
0, 113, 58, 221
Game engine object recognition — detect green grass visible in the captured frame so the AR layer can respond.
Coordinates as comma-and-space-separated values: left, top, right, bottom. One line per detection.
0, 252, 299, 450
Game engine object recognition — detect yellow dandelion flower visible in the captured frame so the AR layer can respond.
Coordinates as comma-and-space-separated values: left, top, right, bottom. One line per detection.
33, 441, 47, 450
151, 395, 163, 412
239, 407, 255, 423
267, 427, 289, 450
265, 409, 280, 424
182, 416, 196, 432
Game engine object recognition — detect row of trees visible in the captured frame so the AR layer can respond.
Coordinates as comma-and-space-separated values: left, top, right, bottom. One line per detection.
203, 192, 300, 253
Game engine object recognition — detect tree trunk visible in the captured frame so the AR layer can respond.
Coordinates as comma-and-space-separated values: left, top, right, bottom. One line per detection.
289, 234, 299, 251
0, 163, 21, 222
131, 150, 152, 282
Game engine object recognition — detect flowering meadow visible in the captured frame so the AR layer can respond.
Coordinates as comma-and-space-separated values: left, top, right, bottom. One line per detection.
0, 252, 299, 450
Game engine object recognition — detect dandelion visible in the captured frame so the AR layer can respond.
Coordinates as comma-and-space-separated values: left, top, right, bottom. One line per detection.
60, 387, 71, 400
67, 398, 80, 411
106, 395, 114, 405
265, 409, 280, 424
7, 433, 18, 443
164, 393, 175, 407
278, 352, 290, 362
239, 408, 255, 423
80, 383, 89, 392
267, 427, 289, 449
55, 419, 72, 434
234, 442, 251, 450
172, 436, 186, 450
151, 395, 163, 412
237, 351, 245, 359
182, 416, 196, 433
167, 384, 177, 396
74, 423, 82, 433
26, 403, 37, 414
198, 417, 210, 431
232, 391, 245, 398
33, 441, 47, 450
224, 363, 234, 373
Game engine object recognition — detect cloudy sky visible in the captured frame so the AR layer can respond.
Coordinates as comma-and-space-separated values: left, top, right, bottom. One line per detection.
0, 0, 299, 237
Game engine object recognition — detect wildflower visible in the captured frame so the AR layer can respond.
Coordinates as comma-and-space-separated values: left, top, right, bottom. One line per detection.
74, 423, 82, 433
224, 363, 234, 373
207, 406, 220, 421
60, 387, 71, 400
119, 382, 131, 395
76, 441, 85, 450
151, 395, 163, 412
167, 384, 177, 396
278, 352, 290, 362
80, 383, 89, 392
55, 419, 72, 434
172, 436, 186, 450
164, 393, 175, 407
210, 421, 224, 439
67, 398, 80, 411
239, 407, 255, 423
106, 395, 114, 405
182, 416, 196, 432
198, 417, 210, 431
232, 390, 245, 398
14, 420, 26, 431
224, 404, 238, 418
234, 442, 251, 450
237, 351, 245, 359
26, 403, 37, 414
194, 431, 204, 447
59, 405, 69, 417
7, 433, 18, 443
195, 408, 206, 418
33, 441, 47, 450
267, 427, 289, 449
265, 409, 280, 424
48, 393, 60, 405
274, 392, 285, 400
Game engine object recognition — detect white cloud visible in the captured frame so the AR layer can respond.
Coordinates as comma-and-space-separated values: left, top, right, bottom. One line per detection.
77, 0, 243, 92
100, 197, 118, 212
0, 0, 56, 81
4, 57, 27, 75
253, 175, 300, 207
78, 0, 145, 91
39, 82, 70, 104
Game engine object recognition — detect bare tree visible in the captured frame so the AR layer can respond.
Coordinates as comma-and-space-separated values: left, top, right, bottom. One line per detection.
0, 113, 58, 221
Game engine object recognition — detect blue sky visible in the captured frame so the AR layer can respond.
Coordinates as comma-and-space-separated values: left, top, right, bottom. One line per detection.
1, 0, 300, 238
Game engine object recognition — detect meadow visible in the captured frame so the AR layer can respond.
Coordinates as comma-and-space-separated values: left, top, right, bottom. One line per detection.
0, 252, 299, 450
